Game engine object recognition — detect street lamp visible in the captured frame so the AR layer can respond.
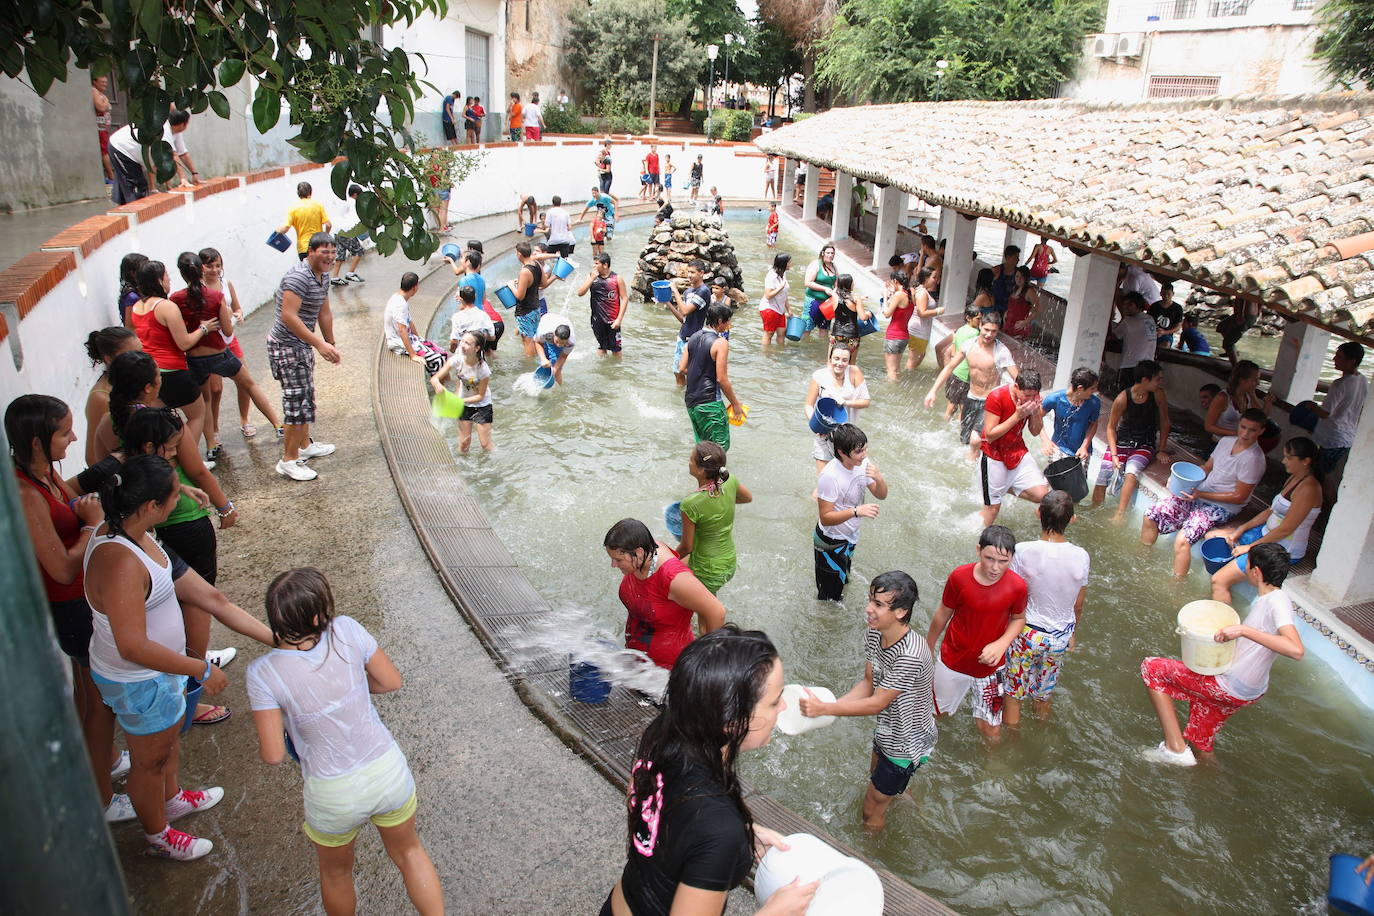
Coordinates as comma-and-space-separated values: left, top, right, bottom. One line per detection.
723, 33, 744, 103
707, 44, 719, 142
934, 59, 948, 102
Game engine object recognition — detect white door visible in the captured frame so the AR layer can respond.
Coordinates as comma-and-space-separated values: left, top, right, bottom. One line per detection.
465, 30, 490, 142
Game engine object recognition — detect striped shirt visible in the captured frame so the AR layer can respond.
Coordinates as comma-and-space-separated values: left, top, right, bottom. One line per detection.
865, 627, 937, 760
268, 261, 328, 351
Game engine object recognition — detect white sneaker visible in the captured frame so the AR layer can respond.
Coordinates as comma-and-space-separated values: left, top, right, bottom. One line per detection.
345, 272, 364, 283
145, 826, 213, 861
205, 647, 236, 669
165, 786, 224, 821
299, 440, 336, 460
276, 459, 318, 481
105, 792, 137, 822
111, 749, 131, 780
1143, 741, 1197, 767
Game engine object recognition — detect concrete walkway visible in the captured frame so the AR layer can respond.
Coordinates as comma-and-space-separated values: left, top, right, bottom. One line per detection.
119, 223, 630, 913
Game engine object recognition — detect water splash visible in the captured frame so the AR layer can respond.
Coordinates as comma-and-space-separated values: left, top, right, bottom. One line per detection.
502, 606, 669, 700
512, 372, 550, 397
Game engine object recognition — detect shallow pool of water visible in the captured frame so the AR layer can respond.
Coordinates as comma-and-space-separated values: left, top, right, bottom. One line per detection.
428, 212, 1374, 915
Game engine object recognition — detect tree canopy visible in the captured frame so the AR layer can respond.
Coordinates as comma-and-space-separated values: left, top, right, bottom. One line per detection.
0, 0, 465, 259
813, 0, 1103, 103
1314, 0, 1374, 90
566, 0, 703, 109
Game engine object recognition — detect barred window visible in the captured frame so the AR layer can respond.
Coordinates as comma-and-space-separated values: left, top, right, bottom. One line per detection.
1147, 75, 1222, 99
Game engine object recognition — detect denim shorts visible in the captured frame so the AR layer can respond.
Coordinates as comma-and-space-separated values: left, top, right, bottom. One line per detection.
91, 670, 188, 736
186, 349, 244, 386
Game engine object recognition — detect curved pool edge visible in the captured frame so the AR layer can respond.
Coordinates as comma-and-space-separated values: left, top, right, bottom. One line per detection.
371, 211, 957, 916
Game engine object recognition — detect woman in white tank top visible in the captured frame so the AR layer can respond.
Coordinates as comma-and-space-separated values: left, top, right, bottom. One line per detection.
1209, 437, 1323, 604
803, 342, 872, 472
84, 455, 227, 861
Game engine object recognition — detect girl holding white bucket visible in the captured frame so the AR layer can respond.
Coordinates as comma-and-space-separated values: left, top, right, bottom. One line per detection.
1140, 542, 1304, 766
598, 626, 819, 916
804, 343, 871, 474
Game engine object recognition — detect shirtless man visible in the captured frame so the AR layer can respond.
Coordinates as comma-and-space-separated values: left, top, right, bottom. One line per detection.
925, 313, 1019, 457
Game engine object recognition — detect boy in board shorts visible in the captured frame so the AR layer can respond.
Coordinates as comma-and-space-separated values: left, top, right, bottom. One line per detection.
798, 571, 936, 831
927, 525, 1027, 742
977, 370, 1049, 527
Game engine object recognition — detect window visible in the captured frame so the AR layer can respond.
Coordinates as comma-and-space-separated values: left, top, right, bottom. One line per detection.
1291, 0, 1315, 9
1207, 0, 1252, 16
1147, 75, 1222, 99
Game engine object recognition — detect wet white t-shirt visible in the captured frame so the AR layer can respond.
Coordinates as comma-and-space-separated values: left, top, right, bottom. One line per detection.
1314, 373, 1368, 449
818, 458, 873, 544
1199, 436, 1266, 514
761, 269, 789, 314
441, 355, 493, 408
1009, 539, 1090, 633
1218, 590, 1295, 701
384, 292, 412, 352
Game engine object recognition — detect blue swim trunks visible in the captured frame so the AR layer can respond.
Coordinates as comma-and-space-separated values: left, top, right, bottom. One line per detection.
516, 311, 540, 339
91, 670, 188, 736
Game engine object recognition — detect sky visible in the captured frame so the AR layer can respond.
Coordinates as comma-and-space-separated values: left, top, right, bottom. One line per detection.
739, 0, 757, 20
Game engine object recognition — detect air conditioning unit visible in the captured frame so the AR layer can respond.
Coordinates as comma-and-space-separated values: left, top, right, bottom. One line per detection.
1092, 34, 1118, 57
1117, 32, 1145, 58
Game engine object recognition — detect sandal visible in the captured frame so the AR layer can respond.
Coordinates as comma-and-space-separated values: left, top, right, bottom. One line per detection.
205, 444, 224, 460
240, 424, 258, 438
192, 704, 231, 725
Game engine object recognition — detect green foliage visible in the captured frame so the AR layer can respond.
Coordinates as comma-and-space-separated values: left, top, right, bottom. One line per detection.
706, 108, 753, 141
542, 101, 595, 134
566, 0, 703, 110
597, 85, 649, 134
813, 0, 1104, 102
732, 19, 803, 98
413, 146, 486, 203
1314, 0, 1374, 89
1, 0, 452, 259
667, 0, 746, 48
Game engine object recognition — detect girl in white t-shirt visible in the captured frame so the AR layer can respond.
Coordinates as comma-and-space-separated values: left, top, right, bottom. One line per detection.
431, 330, 494, 452
247, 568, 442, 912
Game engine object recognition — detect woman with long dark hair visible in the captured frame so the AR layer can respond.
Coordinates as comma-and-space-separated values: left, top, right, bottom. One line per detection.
1205, 359, 1272, 439
83, 326, 141, 465
118, 252, 149, 328
1004, 266, 1040, 339
824, 274, 870, 356
604, 518, 725, 671
600, 626, 816, 915
8, 394, 130, 822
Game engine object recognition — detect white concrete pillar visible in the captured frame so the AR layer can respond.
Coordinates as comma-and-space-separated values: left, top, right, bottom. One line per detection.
1003, 225, 1028, 258
782, 158, 797, 204
1310, 400, 1374, 604
870, 186, 906, 270
831, 172, 854, 242
940, 211, 978, 314
802, 163, 819, 222
1269, 319, 1331, 404
1053, 252, 1119, 391
938, 207, 955, 248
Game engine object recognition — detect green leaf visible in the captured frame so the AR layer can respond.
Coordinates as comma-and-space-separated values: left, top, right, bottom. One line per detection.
207, 90, 230, 119
217, 58, 246, 87
150, 140, 176, 182
252, 85, 282, 133
132, 0, 160, 38
330, 159, 351, 198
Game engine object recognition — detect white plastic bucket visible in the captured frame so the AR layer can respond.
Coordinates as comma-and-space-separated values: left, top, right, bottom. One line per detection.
776, 685, 837, 736
1175, 600, 1241, 675
754, 834, 884, 915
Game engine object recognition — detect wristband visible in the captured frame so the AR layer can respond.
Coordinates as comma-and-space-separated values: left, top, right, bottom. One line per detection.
216, 500, 234, 518
202, 658, 213, 682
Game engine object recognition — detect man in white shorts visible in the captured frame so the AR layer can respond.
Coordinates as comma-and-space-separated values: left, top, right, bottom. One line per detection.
977, 369, 1049, 527
927, 525, 1027, 741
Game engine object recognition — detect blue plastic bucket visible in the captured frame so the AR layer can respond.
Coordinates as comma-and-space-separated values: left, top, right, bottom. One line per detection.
569, 660, 613, 704
665, 501, 683, 539
1200, 537, 1234, 574
1289, 401, 1320, 434
1168, 462, 1206, 497
809, 397, 848, 435
1329, 853, 1374, 916
284, 731, 300, 764
523, 222, 536, 237
785, 315, 806, 341
652, 280, 675, 303
533, 365, 555, 388
552, 257, 575, 280
857, 314, 879, 336
440, 242, 461, 261
495, 284, 518, 309
180, 681, 204, 735
266, 230, 291, 253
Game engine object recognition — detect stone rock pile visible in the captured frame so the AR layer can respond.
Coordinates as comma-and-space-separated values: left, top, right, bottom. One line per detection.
1185, 287, 1284, 337
630, 215, 745, 303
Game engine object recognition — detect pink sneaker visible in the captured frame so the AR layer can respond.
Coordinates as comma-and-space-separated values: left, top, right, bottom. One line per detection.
165, 786, 224, 821
145, 826, 213, 861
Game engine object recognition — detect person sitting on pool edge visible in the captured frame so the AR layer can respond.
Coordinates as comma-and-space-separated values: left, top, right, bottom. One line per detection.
797, 570, 935, 831
1140, 541, 1304, 766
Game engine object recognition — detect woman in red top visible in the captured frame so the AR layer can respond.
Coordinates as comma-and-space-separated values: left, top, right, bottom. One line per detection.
129, 259, 217, 450
7, 394, 127, 820
1004, 266, 1039, 339
604, 518, 725, 670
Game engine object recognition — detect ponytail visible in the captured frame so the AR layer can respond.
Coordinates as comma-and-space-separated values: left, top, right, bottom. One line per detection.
107, 351, 159, 443
176, 251, 205, 316
99, 454, 176, 540
84, 326, 137, 366
121, 407, 183, 458
691, 440, 729, 494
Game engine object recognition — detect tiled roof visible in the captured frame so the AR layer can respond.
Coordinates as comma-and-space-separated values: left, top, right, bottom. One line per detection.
756, 95, 1374, 336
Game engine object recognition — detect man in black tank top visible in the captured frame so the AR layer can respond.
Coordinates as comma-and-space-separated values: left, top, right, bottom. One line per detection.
510, 241, 544, 356
1093, 359, 1171, 520
679, 304, 743, 452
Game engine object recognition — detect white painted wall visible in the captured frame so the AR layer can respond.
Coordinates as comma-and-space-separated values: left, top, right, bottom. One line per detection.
388, 1, 506, 146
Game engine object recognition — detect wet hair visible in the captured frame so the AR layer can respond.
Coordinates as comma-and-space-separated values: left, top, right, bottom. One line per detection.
690, 259, 707, 273
1134, 359, 1162, 383
134, 260, 168, 299
307, 232, 335, 251
458, 285, 476, 305
85, 326, 137, 366
400, 271, 420, 292
827, 340, 852, 361
830, 422, 867, 458
604, 518, 657, 575
1336, 341, 1365, 365
1284, 436, 1322, 481
975, 268, 995, 293
921, 234, 936, 250
1228, 360, 1260, 396
122, 406, 183, 457
771, 252, 791, 273
176, 251, 206, 316
98, 454, 176, 540
915, 266, 934, 287
1199, 382, 1222, 397
1121, 291, 1148, 311
554, 324, 572, 342
296, 181, 312, 198
197, 247, 223, 268
978, 524, 1016, 556
1239, 407, 1268, 428
963, 305, 981, 321
466, 239, 484, 254
833, 274, 854, 302
869, 571, 918, 624
515, 241, 532, 258
1003, 244, 1021, 258
628, 625, 777, 861
979, 311, 1004, 328
5, 394, 69, 473
704, 303, 732, 328
1038, 490, 1075, 535
1068, 366, 1099, 391
107, 350, 159, 442
1014, 264, 1033, 289
462, 330, 489, 364
119, 253, 149, 300
168, 109, 189, 127
1248, 542, 1291, 587
451, 250, 477, 273
888, 255, 904, 269
889, 269, 909, 288
264, 567, 337, 648
710, 276, 727, 289
1016, 369, 1042, 391
551, 195, 562, 206
818, 244, 835, 260
692, 441, 730, 490
594, 252, 611, 267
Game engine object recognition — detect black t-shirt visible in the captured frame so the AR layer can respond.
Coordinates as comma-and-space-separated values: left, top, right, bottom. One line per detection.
683, 329, 721, 408
515, 262, 543, 317
678, 284, 711, 341
831, 296, 859, 338
619, 760, 752, 916
1149, 301, 1183, 335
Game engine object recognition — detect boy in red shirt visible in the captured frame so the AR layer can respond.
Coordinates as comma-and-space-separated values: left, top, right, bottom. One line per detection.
590, 213, 607, 258
765, 202, 780, 249
977, 368, 1049, 527
927, 525, 1028, 741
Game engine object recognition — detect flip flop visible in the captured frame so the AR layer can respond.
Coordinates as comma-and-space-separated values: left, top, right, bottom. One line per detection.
240, 424, 258, 438
192, 704, 231, 725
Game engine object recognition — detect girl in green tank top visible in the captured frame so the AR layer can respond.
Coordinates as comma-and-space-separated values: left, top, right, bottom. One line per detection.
805, 243, 838, 304
676, 442, 753, 594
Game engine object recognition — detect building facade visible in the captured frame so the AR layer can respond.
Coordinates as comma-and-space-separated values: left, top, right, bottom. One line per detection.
504, 0, 580, 112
